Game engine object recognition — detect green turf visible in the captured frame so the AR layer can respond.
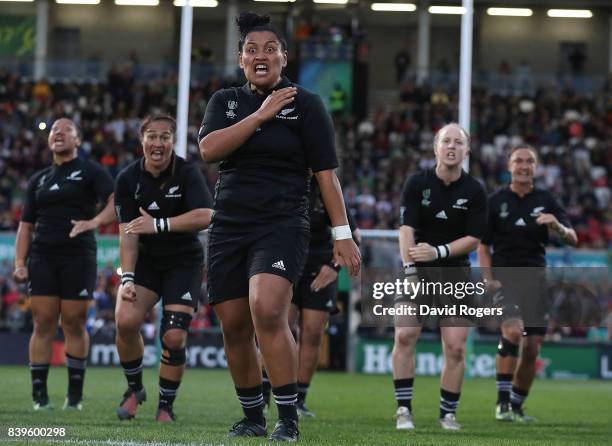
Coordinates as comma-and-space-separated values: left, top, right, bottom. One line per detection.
0, 365, 610, 445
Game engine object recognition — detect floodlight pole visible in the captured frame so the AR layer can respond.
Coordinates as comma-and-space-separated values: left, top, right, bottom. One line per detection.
459, 0, 473, 172
176, 2, 194, 158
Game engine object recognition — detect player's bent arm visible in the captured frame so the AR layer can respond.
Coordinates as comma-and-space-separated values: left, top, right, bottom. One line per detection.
314, 169, 350, 227
314, 169, 361, 275
399, 225, 417, 265
168, 208, 212, 232
93, 193, 117, 227
448, 235, 480, 257
14, 221, 33, 268
200, 113, 265, 163
119, 223, 139, 274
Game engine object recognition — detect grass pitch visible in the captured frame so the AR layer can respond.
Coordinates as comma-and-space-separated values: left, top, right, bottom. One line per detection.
0, 366, 610, 445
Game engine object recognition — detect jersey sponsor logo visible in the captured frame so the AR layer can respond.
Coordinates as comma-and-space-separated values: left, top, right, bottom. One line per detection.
66, 170, 83, 181
49, 183, 60, 191
148, 201, 160, 211
452, 198, 469, 210
400, 206, 406, 221
499, 202, 509, 218
180, 292, 192, 301
78, 288, 89, 297
37, 175, 47, 188
226, 100, 238, 119
515, 217, 526, 226
435, 210, 448, 220
276, 106, 299, 120
272, 260, 286, 271
166, 185, 182, 198
134, 183, 141, 200
115, 205, 122, 219
530, 206, 545, 217
421, 189, 431, 207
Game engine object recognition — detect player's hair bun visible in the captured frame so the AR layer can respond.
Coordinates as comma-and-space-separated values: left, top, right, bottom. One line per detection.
236, 12, 271, 37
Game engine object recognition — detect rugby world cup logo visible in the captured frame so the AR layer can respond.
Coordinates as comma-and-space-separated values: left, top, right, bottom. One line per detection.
226, 101, 238, 119
500, 202, 509, 218
422, 189, 431, 206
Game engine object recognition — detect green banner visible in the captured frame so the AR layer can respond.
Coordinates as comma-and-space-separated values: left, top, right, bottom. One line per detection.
0, 234, 119, 268
0, 16, 35, 57
355, 337, 603, 379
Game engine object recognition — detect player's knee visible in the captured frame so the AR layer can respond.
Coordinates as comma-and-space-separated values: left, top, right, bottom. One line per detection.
161, 329, 186, 351
61, 317, 86, 336
115, 313, 142, 338
33, 314, 57, 337
252, 302, 285, 332
301, 327, 324, 348
394, 328, 419, 350
445, 343, 465, 363
497, 337, 519, 358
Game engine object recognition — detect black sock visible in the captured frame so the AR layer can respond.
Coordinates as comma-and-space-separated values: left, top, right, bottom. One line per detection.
273, 383, 298, 421
30, 363, 50, 399
262, 370, 271, 405
496, 373, 513, 404
236, 385, 265, 426
159, 377, 180, 409
440, 388, 460, 418
510, 386, 528, 411
66, 353, 87, 400
121, 357, 143, 391
297, 381, 310, 404
393, 378, 414, 411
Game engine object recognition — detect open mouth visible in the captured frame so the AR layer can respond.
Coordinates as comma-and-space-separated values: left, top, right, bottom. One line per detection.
151, 149, 164, 162
254, 64, 268, 75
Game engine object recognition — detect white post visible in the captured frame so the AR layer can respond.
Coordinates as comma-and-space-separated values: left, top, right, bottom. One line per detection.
224, 0, 239, 77
176, 2, 193, 158
34, 0, 49, 81
417, 0, 430, 85
459, 0, 473, 171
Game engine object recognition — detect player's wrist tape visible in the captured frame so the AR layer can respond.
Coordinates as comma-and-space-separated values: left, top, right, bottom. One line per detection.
154, 218, 170, 233
403, 262, 417, 277
332, 225, 352, 240
121, 272, 135, 285
434, 244, 450, 259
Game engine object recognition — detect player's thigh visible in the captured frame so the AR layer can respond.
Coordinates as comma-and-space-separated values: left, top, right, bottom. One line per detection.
207, 231, 250, 305
60, 299, 90, 328
115, 283, 159, 329
300, 308, 329, 338
30, 296, 61, 330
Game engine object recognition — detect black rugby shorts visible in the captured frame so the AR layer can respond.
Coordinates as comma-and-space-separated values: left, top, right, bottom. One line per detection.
28, 254, 96, 300
207, 225, 310, 304
292, 263, 338, 313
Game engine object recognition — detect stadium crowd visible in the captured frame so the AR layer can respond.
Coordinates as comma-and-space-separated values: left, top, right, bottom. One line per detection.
0, 66, 610, 333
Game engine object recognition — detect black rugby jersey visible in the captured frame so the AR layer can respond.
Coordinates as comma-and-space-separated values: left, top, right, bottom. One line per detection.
21, 157, 114, 257
307, 178, 358, 268
198, 76, 339, 233
481, 187, 570, 267
114, 154, 212, 263
400, 169, 487, 266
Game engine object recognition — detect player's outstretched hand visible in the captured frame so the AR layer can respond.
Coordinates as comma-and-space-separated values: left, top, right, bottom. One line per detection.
535, 213, 561, 231
333, 238, 361, 277
125, 208, 156, 234
255, 87, 297, 122
408, 243, 437, 263
69, 219, 98, 238
310, 264, 339, 292
13, 265, 28, 283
